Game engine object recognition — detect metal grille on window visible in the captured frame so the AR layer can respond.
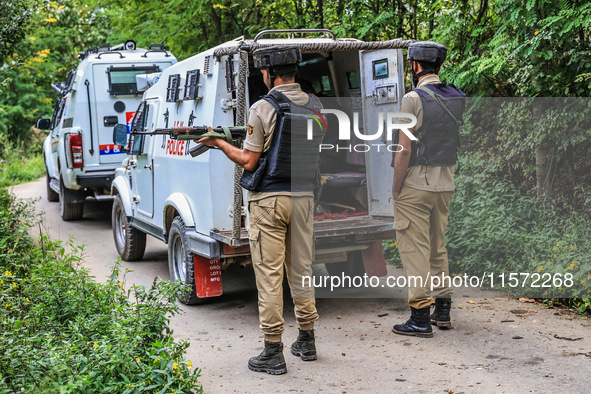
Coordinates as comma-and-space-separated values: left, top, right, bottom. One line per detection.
183, 69, 200, 100
129, 102, 149, 155
166, 74, 180, 102
131, 102, 146, 131
203, 55, 211, 75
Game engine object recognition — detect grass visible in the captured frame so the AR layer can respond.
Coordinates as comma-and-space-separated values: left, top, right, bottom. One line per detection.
0, 134, 45, 188
0, 153, 45, 188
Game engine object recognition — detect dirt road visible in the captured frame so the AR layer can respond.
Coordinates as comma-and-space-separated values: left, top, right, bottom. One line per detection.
11, 178, 591, 393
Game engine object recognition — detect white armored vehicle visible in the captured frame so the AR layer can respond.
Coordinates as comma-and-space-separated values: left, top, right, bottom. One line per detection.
37, 40, 177, 220
111, 30, 412, 304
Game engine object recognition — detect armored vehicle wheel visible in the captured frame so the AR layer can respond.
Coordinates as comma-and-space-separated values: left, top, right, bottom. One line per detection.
325, 250, 366, 279
46, 173, 59, 202
59, 177, 84, 221
112, 195, 146, 261
168, 216, 205, 305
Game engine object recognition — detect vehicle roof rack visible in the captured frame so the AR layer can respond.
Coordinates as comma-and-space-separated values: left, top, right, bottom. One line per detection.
148, 44, 169, 51
142, 44, 171, 58
77, 40, 138, 60
215, 37, 414, 60
253, 29, 336, 43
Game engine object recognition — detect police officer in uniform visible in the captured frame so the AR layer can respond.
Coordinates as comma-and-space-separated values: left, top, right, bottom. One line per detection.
198, 46, 322, 374
391, 41, 465, 338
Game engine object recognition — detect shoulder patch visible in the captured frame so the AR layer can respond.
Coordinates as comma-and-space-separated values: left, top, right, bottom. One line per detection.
248, 124, 254, 135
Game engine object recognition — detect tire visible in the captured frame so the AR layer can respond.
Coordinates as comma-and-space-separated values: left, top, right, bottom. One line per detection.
325, 250, 366, 278
168, 216, 205, 305
112, 194, 146, 261
46, 173, 59, 202
59, 177, 84, 221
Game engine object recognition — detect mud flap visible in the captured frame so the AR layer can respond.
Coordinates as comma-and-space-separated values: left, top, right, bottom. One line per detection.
362, 241, 388, 277
193, 256, 223, 298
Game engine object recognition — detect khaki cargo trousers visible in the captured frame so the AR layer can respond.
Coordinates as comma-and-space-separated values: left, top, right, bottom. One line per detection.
248, 195, 318, 343
393, 186, 454, 310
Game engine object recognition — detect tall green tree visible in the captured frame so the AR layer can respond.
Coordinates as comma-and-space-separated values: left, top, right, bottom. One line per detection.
0, 0, 109, 144
0, 0, 37, 64
434, 0, 591, 204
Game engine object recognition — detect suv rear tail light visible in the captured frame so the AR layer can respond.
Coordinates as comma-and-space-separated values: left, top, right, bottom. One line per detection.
69, 134, 83, 168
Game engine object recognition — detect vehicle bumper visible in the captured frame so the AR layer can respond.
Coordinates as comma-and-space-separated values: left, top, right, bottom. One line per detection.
76, 171, 116, 189
187, 229, 221, 259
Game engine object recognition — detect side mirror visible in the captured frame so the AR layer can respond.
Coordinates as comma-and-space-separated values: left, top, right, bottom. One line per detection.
37, 118, 51, 130
113, 124, 129, 147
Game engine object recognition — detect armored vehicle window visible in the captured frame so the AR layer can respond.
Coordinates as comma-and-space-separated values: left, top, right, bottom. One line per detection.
50, 97, 67, 130
347, 71, 360, 90
107, 66, 161, 96
320, 75, 332, 93
130, 101, 147, 131
129, 101, 149, 155
184, 69, 200, 100
166, 74, 181, 102
65, 70, 76, 90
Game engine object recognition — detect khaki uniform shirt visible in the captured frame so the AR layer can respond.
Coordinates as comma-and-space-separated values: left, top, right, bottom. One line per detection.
244, 83, 314, 202
398, 74, 456, 192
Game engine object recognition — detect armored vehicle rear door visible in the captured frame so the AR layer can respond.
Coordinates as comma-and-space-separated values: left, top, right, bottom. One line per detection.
92, 63, 161, 164
359, 48, 405, 218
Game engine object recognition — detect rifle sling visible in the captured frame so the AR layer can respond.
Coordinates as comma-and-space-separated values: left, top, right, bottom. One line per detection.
416, 86, 460, 126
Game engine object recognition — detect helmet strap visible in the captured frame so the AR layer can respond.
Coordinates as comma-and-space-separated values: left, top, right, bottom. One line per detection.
411, 61, 439, 88
265, 66, 277, 88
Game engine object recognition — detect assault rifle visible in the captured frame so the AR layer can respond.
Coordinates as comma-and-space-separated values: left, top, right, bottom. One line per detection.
148, 126, 247, 157
114, 124, 246, 157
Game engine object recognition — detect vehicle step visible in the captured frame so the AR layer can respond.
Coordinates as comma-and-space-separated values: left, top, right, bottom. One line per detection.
49, 178, 60, 194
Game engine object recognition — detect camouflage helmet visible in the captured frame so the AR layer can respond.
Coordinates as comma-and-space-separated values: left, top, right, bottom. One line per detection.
252, 46, 301, 69
407, 41, 447, 65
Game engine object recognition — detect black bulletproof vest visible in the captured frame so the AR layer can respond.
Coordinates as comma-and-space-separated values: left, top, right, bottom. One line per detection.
393, 83, 465, 168
241, 90, 324, 193
410, 83, 465, 166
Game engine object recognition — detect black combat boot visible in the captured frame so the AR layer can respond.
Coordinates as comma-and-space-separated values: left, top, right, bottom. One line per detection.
291, 329, 317, 361
248, 341, 287, 375
392, 307, 434, 338
431, 298, 452, 328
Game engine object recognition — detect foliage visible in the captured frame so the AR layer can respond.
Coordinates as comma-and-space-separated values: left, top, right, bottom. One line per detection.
0, 0, 109, 144
0, 0, 38, 64
98, 0, 328, 59
434, 0, 591, 96
459, 98, 591, 211
383, 153, 591, 312
97, 0, 447, 60
435, 1, 591, 201
0, 135, 45, 188
447, 156, 590, 300
0, 189, 202, 392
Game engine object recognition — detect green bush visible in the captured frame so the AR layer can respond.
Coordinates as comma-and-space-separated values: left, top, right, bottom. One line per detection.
0, 189, 202, 393
0, 134, 45, 188
446, 156, 591, 300
383, 155, 591, 312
